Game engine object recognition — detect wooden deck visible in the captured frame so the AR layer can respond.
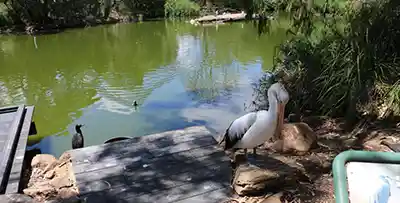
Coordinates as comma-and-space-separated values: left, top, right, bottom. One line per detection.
69, 126, 232, 203
0, 105, 36, 194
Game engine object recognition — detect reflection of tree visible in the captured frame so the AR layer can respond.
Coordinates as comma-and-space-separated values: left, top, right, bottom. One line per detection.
174, 19, 289, 102
0, 21, 178, 144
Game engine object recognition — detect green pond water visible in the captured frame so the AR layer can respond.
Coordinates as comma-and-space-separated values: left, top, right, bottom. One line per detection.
0, 20, 289, 157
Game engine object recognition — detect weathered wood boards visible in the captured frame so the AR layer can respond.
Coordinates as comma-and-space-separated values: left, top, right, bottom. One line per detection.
70, 126, 232, 203
6, 106, 36, 193
0, 105, 36, 194
0, 105, 25, 194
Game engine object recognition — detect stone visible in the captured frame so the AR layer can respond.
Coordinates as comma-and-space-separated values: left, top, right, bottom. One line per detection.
266, 122, 317, 154
230, 193, 283, 203
363, 136, 393, 152
49, 175, 73, 189
45, 170, 55, 179
45, 195, 81, 203
57, 188, 79, 199
0, 194, 37, 203
24, 152, 78, 202
259, 193, 283, 203
31, 154, 57, 170
232, 164, 281, 196
23, 185, 58, 202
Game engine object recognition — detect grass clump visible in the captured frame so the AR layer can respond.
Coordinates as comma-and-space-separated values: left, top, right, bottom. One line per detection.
164, 0, 200, 18
252, 0, 400, 121
0, 4, 11, 26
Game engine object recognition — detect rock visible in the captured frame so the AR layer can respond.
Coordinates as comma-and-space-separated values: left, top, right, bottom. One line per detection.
266, 122, 317, 154
362, 136, 393, 152
230, 193, 283, 203
45, 195, 81, 203
31, 154, 57, 170
24, 186, 57, 201
49, 175, 73, 189
57, 188, 79, 200
45, 170, 55, 179
232, 164, 281, 196
0, 194, 37, 203
24, 152, 78, 202
259, 193, 283, 203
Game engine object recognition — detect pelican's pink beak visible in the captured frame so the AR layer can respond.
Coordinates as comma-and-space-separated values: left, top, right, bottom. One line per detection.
275, 102, 285, 139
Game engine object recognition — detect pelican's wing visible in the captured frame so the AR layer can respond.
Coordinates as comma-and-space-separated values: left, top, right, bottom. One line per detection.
222, 112, 257, 150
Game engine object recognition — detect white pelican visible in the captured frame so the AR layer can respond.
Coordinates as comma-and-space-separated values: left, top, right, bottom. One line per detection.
220, 82, 289, 158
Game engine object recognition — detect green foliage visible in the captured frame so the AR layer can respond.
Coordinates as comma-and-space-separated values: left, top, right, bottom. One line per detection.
164, 0, 200, 18
0, 4, 10, 26
253, 0, 400, 120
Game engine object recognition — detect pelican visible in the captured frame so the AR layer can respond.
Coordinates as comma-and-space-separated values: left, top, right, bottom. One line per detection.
72, 124, 84, 149
220, 82, 289, 158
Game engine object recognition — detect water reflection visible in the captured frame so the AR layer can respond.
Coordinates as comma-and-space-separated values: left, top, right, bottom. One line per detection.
0, 20, 289, 157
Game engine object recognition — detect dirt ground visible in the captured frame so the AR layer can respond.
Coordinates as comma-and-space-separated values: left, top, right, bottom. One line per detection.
225, 116, 400, 203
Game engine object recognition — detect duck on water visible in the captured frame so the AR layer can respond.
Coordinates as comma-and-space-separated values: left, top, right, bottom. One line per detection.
219, 82, 289, 159
72, 124, 84, 149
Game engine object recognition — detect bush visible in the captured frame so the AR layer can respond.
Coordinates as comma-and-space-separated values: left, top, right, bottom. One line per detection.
0, 4, 10, 26
253, 0, 400, 120
164, 0, 200, 18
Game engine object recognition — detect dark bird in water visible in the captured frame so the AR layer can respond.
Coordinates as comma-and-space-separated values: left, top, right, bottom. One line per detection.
72, 124, 84, 149
133, 100, 138, 107
219, 82, 289, 159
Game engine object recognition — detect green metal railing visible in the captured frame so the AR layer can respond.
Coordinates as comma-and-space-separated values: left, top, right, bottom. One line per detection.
332, 150, 400, 203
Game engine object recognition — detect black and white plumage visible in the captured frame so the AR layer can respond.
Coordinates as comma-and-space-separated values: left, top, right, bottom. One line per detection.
72, 124, 84, 149
220, 82, 289, 157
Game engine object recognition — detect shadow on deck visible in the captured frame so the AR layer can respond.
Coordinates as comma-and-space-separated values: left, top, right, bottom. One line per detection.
68, 126, 232, 203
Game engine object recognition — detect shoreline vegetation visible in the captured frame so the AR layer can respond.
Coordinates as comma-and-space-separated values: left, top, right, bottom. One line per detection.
0, 0, 253, 35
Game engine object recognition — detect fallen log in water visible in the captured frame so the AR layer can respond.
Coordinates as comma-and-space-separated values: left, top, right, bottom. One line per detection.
189, 11, 247, 25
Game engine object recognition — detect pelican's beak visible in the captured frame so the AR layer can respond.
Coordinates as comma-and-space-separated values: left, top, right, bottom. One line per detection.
275, 101, 285, 139
279, 102, 285, 129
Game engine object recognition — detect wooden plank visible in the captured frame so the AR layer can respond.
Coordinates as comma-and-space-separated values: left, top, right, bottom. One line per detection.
0, 105, 25, 194
72, 140, 223, 175
123, 163, 231, 191
81, 179, 230, 203
72, 126, 231, 203
76, 154, 229, 193
6, 106, 35, 193
174, 188, 231, 203
69, 126, 214, 156
71, 132, 218, 170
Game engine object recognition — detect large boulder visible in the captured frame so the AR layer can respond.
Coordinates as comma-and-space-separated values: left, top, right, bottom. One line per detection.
232, 164, 281, 196
265, 122, 317, 154
23, 152, 79, 202
230, 193, 284, 203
